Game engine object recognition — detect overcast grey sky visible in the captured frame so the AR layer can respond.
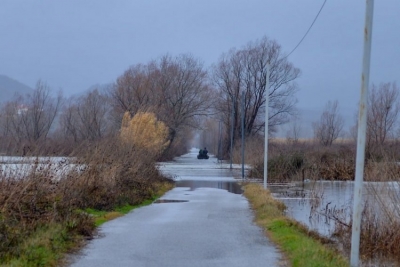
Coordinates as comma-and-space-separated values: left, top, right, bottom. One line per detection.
1, 1, 399, 135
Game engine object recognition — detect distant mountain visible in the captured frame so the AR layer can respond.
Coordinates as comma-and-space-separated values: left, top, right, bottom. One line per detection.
0, 75, 33, 103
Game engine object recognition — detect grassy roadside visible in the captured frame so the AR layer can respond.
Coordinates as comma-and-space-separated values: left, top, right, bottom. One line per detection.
0, 181, 174, 267
86, 182, 173, 226
243, 183, 349, 267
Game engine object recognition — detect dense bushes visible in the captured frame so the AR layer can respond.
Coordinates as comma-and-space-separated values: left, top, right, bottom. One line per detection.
248, 142, 355, 182
245, 138, 400, 182
0, 137, 173, 264
251, 152, 304, 182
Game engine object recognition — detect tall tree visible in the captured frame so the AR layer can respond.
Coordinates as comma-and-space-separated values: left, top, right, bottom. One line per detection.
313, 100, 344, 146
367, 82, 399, 145
110, 54, 214, 147
111, 64, 154, 122
154, 55, 214, 143
212, 36, 300, 145
60, 89, 110, 142
0, 80, 62, 143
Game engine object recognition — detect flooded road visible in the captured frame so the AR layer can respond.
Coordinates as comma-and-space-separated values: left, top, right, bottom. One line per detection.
175, 180, 244, 194
69, 148, 281, 267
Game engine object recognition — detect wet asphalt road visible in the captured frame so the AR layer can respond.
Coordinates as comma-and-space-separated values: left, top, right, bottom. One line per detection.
69, 149, 281, 267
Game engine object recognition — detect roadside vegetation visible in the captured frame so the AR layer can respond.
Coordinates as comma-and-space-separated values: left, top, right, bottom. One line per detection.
0, 144, 174, 266
0, 112, 175, 266
234, 137, 400, 265
244, 183, 349, 267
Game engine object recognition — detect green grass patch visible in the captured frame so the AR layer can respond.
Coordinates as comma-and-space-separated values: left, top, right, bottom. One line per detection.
1, 181, 174, 267
1, 224, 75, 267
243, 183, 349, 267
85, 195, 165, 227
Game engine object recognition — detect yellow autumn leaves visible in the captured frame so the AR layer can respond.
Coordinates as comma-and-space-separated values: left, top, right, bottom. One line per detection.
120, 112, 170, 155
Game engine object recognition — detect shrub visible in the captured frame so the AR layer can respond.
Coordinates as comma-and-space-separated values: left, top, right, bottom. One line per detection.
250, 152, 304, 183
120, 112, 169, 157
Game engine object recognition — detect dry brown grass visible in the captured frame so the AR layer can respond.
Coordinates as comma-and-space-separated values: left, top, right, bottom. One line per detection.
332, 159, 400, 263
334, 200, 400, 263
0, 137, 173, 263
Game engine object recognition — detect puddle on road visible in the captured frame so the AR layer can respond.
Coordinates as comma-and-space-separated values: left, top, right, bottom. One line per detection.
154, 199, 189, 204
175, 180, 243, 194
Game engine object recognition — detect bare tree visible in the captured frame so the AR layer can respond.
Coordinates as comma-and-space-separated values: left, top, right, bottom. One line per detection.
110, 54, 214, 147
212, 37, 300, 146
0, 101, 22, 152
286, 117, 302, 144
153, 55, 214, 143
0, 101, 18, 140
25, 81, 62, 141
60, 89, 110, 142
0, 81, 62, 143
110, 64, 154, 124
367, 82, 399, 145
313, 100, 344, 146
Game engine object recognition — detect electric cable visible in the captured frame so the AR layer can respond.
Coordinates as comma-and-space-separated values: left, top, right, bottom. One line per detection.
284, 0, 328, 58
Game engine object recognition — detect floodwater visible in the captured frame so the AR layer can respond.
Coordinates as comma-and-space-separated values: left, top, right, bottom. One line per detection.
160, 150, 399, 240
270, 180, 400, 236
0, 156, 76, 179
157, 149, 249, 196
269, 181, 355, 236
270, 180, 400, 266
70, 148, 282, 267
176, 180, 244, 194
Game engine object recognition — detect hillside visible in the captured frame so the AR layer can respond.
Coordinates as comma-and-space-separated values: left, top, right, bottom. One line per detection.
0, 75, 33, 103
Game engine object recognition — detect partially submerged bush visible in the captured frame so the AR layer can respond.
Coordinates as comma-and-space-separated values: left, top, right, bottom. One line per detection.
250, 151, 304, 183
334, 198, 400, 263
249, 141, 356, 182
306, 145, 355, 181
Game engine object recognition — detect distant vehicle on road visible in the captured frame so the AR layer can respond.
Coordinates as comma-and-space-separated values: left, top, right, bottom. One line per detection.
197, 147, 209, 159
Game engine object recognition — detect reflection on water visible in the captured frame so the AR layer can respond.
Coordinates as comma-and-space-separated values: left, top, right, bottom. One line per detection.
154, 199, 189, 203
176, 180, 243, 194
270, 180, 400, 266
270, 180, 400, 238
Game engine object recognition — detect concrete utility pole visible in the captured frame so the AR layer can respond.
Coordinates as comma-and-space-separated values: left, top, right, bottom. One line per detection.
230, 95, 234, 170
263, 64, 270, 189
350, 1, 374, 266
218, 120, 222, 162
241, 91, 245, 180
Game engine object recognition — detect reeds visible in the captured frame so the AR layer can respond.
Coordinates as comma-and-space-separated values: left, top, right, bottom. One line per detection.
243, 138, 400, 264
332, 159, 400, 263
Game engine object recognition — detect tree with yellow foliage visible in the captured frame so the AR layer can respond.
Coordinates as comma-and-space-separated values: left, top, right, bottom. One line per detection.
120, 112, 170, 155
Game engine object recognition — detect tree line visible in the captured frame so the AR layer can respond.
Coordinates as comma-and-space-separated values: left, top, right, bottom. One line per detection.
1, 35, 395, 157
0, 37, 301, 157
312, 82, 399, 151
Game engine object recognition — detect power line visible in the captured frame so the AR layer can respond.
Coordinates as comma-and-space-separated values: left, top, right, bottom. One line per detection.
285, 0, 328, 58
